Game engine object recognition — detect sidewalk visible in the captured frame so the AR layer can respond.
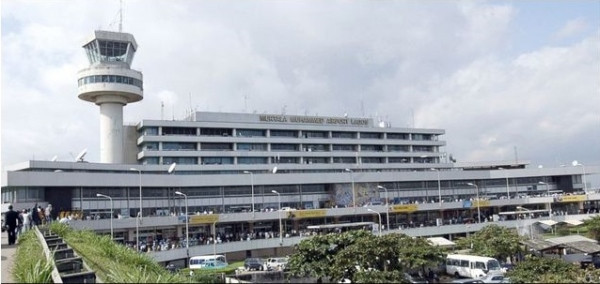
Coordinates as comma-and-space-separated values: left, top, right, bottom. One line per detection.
1, 232, 17, 283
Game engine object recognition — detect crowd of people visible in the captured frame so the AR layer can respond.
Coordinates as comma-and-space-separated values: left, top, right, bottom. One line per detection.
2, 203, 53, 245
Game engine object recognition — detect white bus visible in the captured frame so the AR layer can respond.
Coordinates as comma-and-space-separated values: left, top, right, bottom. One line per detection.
189, 255, 228, 269
445, 254, 503, 279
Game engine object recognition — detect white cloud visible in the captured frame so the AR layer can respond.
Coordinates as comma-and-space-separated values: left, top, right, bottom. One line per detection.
554, 18, 588, 40
2, 1, 599, 182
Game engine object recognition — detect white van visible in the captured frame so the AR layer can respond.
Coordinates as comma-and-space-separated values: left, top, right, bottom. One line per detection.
189, 255, 228, 269
264, 257, 289, 271
445, 254, 503, 279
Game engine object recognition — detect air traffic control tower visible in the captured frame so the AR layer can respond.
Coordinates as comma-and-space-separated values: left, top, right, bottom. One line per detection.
77, 30, 143, 163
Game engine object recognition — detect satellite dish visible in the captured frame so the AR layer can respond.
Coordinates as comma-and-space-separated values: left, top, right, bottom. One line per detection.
168, 162, 177, 174
75, 149, 87, 162
572, 160, 578, 166
51, 155, 58, 162
272, 167, 278, 174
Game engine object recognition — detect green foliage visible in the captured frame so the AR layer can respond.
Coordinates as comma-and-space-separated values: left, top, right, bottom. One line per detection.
583, 215, 600, 241
49, 223, 187, 283
506, 255, 579, 283
13, 230, 54, 283
287, 230, 444, 283
455, 224, 523, 261
288, 230, 372, 282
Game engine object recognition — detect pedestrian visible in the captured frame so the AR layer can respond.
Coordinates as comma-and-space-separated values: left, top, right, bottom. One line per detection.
45, 204, 53, 224
22, 209, 31, 231
31, 203, 41, 226
4, 205, 22, 245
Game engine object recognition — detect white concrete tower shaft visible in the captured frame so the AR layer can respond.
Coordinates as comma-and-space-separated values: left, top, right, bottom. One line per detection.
77, 31, 143, 163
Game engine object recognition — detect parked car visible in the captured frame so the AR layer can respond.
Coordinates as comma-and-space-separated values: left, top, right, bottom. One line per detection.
403, 273, 429, 283
244, 258, 264, 271
477, 272, 509, 283
264, 257, 289, 271
451, 279, 484, 283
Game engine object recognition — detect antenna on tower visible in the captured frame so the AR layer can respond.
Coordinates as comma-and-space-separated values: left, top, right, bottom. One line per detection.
360, 96, 365, 117
161, 101, 164, 120
244, 94, 248, 113
119, 0, 123, 32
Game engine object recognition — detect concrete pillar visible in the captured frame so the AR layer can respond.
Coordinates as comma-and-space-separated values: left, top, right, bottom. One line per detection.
99, 100, 125, 163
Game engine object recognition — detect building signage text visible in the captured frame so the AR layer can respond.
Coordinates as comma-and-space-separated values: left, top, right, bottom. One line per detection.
259, 115, 369, 126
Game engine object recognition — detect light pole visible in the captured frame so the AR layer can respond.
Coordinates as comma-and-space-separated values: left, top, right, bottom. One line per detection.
499, 167, 510, 199
345, 169, 356, 208
539, 181, 552, 216
96, 193, 113, 240
175, 191, 189, 262
467, 183, 481, 223
168, 163, 177, 215
213, 216, 228, 260
129, 167, 142, 251
431, 168, 442, 206
377, 185, 390, 231
572, 161, 587, 193
516, 206, 533, 239
272, 190, 283, 245
538, 181, 550, 196
243, 171, 255, 216
367, 208, 382, 237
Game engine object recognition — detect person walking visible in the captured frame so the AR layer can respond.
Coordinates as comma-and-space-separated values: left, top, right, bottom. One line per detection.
4, 205, 22, 245
21, 209, 30, 232
31, 203, 41, 227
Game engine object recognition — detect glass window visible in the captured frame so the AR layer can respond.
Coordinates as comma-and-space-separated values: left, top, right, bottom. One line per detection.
332, 144, 356, 151
388, 145, 410, 152
237, 143, 267, 151
201, 143, 233, 151
238, 157, 268, 164
162, 127, 196, 136
360, 132, 382, 139
271, 144, 298, 151
237, 129, 266, 137
302, 131, 327, 138
270, 130, 297, 137
332, 131, 356, 139
360, 145, 383, 152
202, 157, 233, 165
163, 142, 196, 151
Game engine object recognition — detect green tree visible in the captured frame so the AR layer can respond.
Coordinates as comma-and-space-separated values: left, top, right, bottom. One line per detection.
288, 231, 445, 283
583, 215, 600, 241
455, 224, 523, 262
287, 230, 372, 283
506, 255, 579, 283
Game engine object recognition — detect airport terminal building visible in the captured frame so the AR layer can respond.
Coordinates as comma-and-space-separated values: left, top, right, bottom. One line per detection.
2, 29, 599, 264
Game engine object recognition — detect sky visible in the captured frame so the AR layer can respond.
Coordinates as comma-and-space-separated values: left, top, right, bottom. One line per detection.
1, 0, 599, 185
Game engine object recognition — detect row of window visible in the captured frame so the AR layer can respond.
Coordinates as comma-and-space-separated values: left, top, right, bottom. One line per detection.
74, 184, 327, 198
141, 142, 435, 152
140, 156, 439, 165
78, 75, 143, 90
145, 127, 437, 140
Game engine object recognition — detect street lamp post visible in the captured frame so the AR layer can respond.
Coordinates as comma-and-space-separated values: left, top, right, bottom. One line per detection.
345, 169, 356, 208
212, 216, 228, 261
175, 191, 189, 262
516, 206, 533, 239
539, 181, 552, 216
538, 181, 550, 196
243, 171, 255, 216
467, 183, 481, 223
96, 193, 113, 240
499, 167, 510, 199
129, 168, 142, 251
367, 208, 382, 237
572, 161, 587, 193
272, 190, 283, 245
431, 168, 442, 206
377, 185, 390, 231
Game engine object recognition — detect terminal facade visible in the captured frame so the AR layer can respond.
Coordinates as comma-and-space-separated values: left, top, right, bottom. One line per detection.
2, 29, 599, 263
